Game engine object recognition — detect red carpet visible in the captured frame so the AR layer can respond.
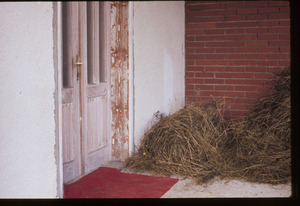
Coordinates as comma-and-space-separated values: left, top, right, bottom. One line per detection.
64, 167, 178, 198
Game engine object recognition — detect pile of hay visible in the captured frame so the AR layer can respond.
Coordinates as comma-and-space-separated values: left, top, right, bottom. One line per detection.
224, 69, 291, 184
125, 70, 291, 184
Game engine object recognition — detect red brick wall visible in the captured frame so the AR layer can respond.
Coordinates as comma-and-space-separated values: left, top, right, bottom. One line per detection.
185, 1, 290, 119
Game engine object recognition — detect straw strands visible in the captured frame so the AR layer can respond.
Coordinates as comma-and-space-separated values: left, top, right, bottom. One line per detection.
125, 70, 291, 184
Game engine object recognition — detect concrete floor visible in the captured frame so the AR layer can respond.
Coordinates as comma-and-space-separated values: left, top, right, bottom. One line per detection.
104, 161, 291, 198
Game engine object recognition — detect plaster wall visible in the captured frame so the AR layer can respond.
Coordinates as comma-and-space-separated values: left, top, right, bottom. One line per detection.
0, 3, 58, 198
132, 2, 185, 149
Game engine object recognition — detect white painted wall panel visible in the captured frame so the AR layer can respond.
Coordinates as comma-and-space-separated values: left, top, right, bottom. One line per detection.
132, 2, 185, 150
0, 3, 57, 198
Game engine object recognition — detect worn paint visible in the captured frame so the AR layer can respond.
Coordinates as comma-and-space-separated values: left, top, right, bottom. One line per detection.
110, 2, 129, 160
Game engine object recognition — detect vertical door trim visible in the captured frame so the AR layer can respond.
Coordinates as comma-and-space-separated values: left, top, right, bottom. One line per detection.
53, 2, 64, 198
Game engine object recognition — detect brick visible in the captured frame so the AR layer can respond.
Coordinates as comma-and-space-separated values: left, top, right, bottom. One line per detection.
279, 34, 290, 40
236, 48, 257, 53
215, 73, 234, 78
268, 40, 290, 46
236, 22, 257, 28
196, 23, 216, 29
205, 79, 225, 84
245, 54, 266, 59
185, 84, 194, 90
195, 72, 214, 78
279, 47, 290, 53
205, 66, 225, 72
186, 60, 194, 66
257, 60, 278, 66
215, 9, 237, 16
255, 73, 274, 79
225, 15, 246, 21
216, 48, 235, 53
247, 41, 268, 47
224, 91, 245, 97
246, 79, 266, 85
195, 60, 215, 65
246, 14, 268, 21
186, 78, 205, 84
246, 66, 267, 72
228, 104, 245, 110
186, 54, 205, 60
204, 29, 225, 35
191, 3, 225, 11
225, 67, 245, 72
186, 42, 205, 48
236, 34, 257, 40
279, 60, 290, 66
215, 35, 236, 41
195, 48, 215, 53
186, 96, 195, 102
226, 54, 244, 59
185, 72, 195, 78
195, 85, 214, 90
279, 20, 290, 26
225, 28, 245, 34
186, 10, 215, 17
235, 98, 257, 104
186, 48, 195, 54
257, 47, 278, 53
202, 91, 226, 97
280, 7, 290, 13
245, 1, 267, 7
226, 41, 246, 47
235, 60, 257, 66
268, 1, 289, 7
215, 60, 236, 65
186, 66, 205, 72
256, 85, 272, 92
257, 34, 279, 40
205, 41, 226, 47
186, 36, 195, 42
205, 54, 225, 59
267, 54, 289, 59
268, 27, 290, 33
258, 21, 279, 27
225, 79, 246, 85
215, 85, 235, 91
234, 73, 254, 79
268, 67, 288, 72
196, 36, 215, 41
268, 13, 290, 20
225, 2, 245, 9
237, 8, 257, 15
215, 22, 236, 28
246, 92, 265, 98
258, 7, 279, 14
246, 28, 268, 33
235, 85, 256, 91
186, 29, 205, 36
186, 90, 197, 96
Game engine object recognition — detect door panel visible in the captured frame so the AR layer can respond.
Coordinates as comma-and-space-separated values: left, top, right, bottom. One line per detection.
62, 1, 111, 183
81, 1, 110, 175
62, 2, 81, 183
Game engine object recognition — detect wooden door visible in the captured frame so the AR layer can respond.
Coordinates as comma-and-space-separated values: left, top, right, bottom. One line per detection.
62, 2, 111, 183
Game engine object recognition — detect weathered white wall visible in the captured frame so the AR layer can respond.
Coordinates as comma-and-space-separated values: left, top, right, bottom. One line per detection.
0, 3, 58, 198
132, 2, 185, 149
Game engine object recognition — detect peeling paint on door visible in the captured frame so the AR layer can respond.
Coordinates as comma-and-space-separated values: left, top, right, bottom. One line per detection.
110, 2, 129, 160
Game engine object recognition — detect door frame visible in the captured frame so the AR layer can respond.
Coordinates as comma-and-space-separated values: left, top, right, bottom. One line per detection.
53, 1, 112, 198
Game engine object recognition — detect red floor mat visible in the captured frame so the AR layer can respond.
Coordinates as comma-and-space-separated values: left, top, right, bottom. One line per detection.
64, 167, 178, 198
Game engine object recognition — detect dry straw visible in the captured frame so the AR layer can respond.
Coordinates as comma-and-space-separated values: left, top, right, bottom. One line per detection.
125, 69, 291, 184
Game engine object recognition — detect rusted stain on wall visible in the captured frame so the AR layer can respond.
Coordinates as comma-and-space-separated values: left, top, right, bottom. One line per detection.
110, 1, 129, 160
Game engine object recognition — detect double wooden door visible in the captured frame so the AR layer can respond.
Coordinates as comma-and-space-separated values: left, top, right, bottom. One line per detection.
62, 2, 111, 183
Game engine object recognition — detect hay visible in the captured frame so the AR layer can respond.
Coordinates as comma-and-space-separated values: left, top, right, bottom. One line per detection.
224, 69, 291, 184
125, 70, 291, 184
